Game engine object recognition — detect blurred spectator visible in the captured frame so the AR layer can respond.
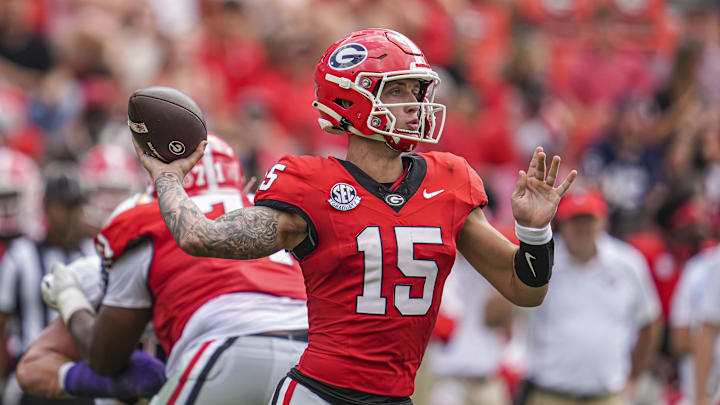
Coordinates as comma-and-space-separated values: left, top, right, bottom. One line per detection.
427, 254, 514, 405
517, 0, 595, 32
581, 96, 665, 238
653, 39, 719, 191
148, 0, 199, 38
427, 72, 516, 168
670, 245, 720, 404
0, 163, 95, 405
697, 6, 720, 105
693, 246, 720, 405
706, 161, 720, 240
0, 0, 55, 89
518, 189, 662, 405
505, 29, 571, 163
428, 81, 484, 166
556, 5, 655, 147
628, 190, 714, 323
654, 40, 707, 143
250, 5, 335, 157
451, 0, 512, 97
195, 0, 268, 115
625, 190, 716, 405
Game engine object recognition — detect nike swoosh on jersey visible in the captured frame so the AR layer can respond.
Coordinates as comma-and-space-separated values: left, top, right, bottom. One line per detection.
525, 252, 537, 277
423, 189, 445, 199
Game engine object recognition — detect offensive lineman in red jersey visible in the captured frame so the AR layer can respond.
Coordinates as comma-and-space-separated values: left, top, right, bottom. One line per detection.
42, 134, 309, 405
134, 29, 577, 404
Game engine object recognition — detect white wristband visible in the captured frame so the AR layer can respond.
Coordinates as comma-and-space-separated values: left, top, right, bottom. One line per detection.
57, 361, 75, 393
56, 287, 95, 324
515, 221, 553, 245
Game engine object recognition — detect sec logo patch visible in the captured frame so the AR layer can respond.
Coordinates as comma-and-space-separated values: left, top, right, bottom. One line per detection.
328, 183, 362, 211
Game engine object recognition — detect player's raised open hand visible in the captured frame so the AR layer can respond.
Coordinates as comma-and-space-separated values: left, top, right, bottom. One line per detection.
511, 146, 577, 228
132, 138, 207, 183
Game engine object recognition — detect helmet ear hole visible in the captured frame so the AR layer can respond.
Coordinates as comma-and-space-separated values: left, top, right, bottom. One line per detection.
334, 98, 354, 109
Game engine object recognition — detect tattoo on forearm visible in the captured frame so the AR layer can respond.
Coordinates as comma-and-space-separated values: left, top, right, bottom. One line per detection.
154, 173, 282, 259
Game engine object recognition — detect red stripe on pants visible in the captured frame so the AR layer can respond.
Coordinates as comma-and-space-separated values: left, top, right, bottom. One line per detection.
282, 379, 298, 405
167, 341, 213, 405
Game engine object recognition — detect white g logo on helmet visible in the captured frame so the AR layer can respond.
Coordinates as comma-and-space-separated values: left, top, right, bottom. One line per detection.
328, 43, 368, 71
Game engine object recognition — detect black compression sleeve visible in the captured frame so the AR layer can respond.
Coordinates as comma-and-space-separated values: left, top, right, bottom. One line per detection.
513, 239, 554, 287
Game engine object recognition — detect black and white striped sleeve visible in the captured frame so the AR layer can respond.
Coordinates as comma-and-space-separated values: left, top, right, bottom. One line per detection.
0, 248, 18, 314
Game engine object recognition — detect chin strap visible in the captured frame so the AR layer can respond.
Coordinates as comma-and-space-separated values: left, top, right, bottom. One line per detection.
312, 100, 387, 144
312, 100, 413, 153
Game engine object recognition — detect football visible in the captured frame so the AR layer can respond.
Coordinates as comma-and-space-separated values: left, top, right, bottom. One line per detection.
127, 86, 207, 162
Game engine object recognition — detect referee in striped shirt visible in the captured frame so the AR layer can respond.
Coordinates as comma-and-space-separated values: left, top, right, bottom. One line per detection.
0, 165, 95, 405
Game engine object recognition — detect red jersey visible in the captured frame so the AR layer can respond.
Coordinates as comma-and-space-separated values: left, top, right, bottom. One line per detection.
627, 231, 717, 321
254, 152, 487, 396
95, 192, 307, 355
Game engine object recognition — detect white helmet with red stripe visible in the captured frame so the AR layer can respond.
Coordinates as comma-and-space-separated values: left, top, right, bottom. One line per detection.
181, 133, 244, 196
0, 147, 43, 238
79, 144, 144, 230
313, 28, 446, 152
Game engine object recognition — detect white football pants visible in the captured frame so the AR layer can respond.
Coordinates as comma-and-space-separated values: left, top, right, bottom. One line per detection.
268, 377, 332, 405
150, 335, 306, 405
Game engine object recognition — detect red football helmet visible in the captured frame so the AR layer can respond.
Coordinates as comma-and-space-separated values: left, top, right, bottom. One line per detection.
79, 144, 144, 229
181, 133, 244, 196
0, 147, 43, 238
313, 28, 446, 152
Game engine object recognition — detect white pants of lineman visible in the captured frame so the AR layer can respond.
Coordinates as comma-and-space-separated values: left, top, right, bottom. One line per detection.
269, 373, 416, 405
270, 377, 333, 405
150, 334, 306, 405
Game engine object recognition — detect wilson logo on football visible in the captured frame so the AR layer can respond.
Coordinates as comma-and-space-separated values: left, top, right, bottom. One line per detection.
168, 140, 186, 155
328, 183, 362, 211
127, 119, 149, 134
328, 43, 368, 71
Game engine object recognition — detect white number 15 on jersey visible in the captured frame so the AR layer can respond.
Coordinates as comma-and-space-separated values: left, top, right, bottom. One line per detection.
356, 226, 442, 316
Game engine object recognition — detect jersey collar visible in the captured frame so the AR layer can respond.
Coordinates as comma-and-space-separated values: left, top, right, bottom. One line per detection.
334, 154, 427, 213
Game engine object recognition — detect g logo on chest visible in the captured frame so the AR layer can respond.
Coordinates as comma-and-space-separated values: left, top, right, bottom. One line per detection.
385, 194, 405, 206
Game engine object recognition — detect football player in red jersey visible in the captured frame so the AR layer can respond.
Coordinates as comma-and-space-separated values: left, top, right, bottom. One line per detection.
78, 144, 144, 237
40, 134, 309, 404
134, 29, 577, 404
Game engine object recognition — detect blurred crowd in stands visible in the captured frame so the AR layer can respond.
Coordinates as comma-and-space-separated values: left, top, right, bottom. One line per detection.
2, 0, 720, 404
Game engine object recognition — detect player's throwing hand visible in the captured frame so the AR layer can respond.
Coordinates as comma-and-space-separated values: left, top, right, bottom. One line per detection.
132, 137, 207, 183
511, 146, 577, 228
